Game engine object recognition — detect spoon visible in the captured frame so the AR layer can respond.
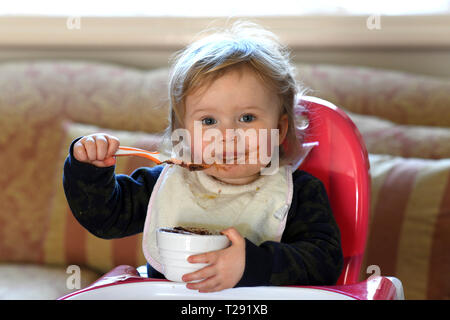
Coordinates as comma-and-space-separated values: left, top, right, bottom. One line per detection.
114, 146, 211, 171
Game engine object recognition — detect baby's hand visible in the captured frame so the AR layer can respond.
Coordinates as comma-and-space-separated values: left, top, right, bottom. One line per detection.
73, 133, 120, 167
182, 227, 245, 293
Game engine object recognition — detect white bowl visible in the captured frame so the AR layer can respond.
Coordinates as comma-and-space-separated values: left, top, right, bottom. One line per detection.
156, 228, 230, 282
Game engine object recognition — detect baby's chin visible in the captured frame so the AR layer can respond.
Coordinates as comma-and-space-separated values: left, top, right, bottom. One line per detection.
203, 163, 264, 185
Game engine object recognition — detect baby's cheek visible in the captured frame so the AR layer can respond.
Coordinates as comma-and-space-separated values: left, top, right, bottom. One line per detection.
189, 137, 214, 163
201, 141, 216, 162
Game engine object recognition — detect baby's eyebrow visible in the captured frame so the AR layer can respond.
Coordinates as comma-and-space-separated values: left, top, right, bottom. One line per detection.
242, 105, 262, 111
188, 105, 262, 117
187, 107, 212, 117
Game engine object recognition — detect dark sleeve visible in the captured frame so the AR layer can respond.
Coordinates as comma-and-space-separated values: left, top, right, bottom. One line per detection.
236, 171, 344, 287
62, 137, 164, 239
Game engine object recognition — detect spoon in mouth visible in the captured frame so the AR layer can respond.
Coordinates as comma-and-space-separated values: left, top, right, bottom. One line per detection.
114, 146, 212, 171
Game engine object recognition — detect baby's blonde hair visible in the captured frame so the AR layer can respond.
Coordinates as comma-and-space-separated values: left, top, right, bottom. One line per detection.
160, 21, 309, 166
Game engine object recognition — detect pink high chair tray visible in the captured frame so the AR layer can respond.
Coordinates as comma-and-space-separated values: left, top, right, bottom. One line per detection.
59, 265, 399, 300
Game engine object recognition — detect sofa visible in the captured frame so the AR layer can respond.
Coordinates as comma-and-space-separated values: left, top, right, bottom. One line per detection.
0, 61, 448, 300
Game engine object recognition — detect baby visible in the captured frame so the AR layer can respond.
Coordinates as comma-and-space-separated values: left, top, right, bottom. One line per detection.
63, 22, 343, 293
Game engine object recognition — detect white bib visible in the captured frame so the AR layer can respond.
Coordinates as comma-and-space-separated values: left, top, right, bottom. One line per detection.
142, 165, 294, 273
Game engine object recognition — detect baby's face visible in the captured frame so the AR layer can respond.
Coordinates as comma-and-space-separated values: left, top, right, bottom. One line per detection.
183, 67, 288, 185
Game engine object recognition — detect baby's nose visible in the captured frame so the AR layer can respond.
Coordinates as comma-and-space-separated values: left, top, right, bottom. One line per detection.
220, 128, 240, 143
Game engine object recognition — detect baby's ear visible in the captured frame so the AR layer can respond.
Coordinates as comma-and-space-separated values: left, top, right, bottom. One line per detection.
277, 113, 289, 145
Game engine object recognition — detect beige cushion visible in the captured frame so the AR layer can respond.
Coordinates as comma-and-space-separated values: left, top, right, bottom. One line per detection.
296, 63, 450, 127
347, 111, 450, 159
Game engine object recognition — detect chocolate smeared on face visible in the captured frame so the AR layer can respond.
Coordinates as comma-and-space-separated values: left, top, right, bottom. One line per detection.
163, 159, 237, 172
162, 159, 212, 171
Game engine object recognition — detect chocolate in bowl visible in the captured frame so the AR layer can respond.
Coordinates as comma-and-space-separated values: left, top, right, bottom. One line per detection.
159, 226, 220, 236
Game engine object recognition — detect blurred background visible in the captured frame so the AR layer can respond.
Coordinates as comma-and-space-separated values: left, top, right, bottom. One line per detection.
0, 1, 449, 300
1, 0, 450, 76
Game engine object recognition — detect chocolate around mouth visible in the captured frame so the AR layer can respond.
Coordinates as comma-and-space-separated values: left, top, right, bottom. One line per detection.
162, 159, 212, 171
163, 159, 240, 172
163, 151, 254, 171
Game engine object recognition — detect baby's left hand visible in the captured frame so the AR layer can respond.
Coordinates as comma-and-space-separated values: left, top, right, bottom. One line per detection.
182, 227, 245, 293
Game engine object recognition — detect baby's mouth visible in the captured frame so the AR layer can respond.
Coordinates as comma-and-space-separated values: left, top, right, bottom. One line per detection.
220, 152, 247, 163
204, 147, 259, 165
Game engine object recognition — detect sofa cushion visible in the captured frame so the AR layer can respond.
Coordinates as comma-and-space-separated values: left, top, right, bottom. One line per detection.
0, 263, 100, 300
347, 111, 450, 159
0, 61, 170, 132
361, 154, 450, 300
41, 122, 164, 274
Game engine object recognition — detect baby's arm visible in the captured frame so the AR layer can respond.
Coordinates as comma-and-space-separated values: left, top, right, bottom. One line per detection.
63, 135, 163, 239
237, 172, 344, 287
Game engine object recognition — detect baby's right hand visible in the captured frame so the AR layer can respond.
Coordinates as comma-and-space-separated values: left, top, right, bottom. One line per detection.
73, 133, 120, 167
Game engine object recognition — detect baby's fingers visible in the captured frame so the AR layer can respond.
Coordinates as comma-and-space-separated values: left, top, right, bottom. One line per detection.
73, 134, 118, 167
90, 159, 115, 167
183, 264, 216, 284
73, 140, 89, 162
95, 134, 109, 161
187, 275, 221, 293
105, 135, 120, 158
83, 136, 98, 161
188, 251, 216, 264
92, 134, 119, 167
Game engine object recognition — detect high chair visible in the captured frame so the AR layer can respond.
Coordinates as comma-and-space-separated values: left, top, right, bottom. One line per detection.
59, 96, 404, 300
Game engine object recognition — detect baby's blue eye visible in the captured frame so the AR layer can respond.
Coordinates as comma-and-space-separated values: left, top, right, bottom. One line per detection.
240, 114, 255, 123
202, 117, 217, 126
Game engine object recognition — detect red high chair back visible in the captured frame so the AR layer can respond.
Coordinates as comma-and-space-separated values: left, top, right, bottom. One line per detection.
294, 96, 370, 285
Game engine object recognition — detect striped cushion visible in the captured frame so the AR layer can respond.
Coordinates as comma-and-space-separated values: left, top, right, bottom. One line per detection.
44, 122, 163, 273
361, 154, 450, 300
